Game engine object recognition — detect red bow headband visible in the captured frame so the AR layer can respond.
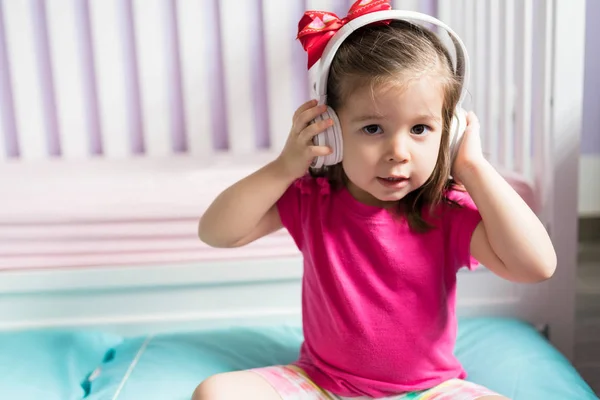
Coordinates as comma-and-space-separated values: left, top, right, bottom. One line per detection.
297, 0, 392, 69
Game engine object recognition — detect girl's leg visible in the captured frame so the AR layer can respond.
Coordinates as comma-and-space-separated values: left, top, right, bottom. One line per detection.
405, 379, 509, 400
192, 371, 282, 400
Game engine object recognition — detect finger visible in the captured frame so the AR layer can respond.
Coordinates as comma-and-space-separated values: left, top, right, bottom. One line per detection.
293, 104, 329, 132
293, 99, 318, 122
309, 145, 332, 157
299, 117, 334, 143
466, 111, 479, 127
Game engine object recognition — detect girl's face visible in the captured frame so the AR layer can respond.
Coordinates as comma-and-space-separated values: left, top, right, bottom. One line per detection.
337, 75, 445, 208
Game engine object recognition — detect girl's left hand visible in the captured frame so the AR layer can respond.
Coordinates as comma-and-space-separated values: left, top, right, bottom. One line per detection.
452, 111, 486, 183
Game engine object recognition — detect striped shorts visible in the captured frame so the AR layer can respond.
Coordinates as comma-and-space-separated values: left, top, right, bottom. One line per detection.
250, 365, 503, 400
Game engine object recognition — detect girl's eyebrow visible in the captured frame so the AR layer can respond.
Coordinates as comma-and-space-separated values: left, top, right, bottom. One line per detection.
351, 114, 442, 124
351, 114, 386, 123
414, 114, 442, 124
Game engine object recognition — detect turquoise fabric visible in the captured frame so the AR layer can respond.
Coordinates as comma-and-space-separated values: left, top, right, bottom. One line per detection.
456, 318, 597, 399
0, 330, 122, 400
0, 319, 596, 399
84, 318, 598, 400
85, 325, 304, 400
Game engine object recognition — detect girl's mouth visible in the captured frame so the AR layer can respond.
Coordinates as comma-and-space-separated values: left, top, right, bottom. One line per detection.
377, 176, 409, 188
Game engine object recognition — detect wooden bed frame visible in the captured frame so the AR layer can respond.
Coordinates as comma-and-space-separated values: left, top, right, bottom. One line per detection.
0, 0, 586, 362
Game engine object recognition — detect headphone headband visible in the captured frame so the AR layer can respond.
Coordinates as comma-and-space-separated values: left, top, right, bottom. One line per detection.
308, 10, 470, 108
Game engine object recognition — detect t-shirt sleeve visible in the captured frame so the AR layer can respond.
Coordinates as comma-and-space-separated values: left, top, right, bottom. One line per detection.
445, 189, 482, 272
275, 175, 310, 250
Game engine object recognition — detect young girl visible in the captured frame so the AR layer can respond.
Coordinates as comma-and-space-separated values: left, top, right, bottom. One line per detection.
194, 1, 556, 399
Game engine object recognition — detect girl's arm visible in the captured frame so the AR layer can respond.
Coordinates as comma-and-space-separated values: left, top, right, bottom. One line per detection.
198, 161, 292, 248
199, 99, 333, 248
453, 112, 557, 283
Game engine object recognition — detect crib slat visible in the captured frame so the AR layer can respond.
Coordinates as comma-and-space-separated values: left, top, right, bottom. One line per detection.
164, 0, 186, 153
32, 0, 61, 157
531, 0, 553, 214
219, 0, 257, 154
498, 0, 515, 169
473, 1, 491, 157
485, 0, 500, 164
263, 0, 295, 153
3, 0, 49, 159
0, 2, 12, 159
461, 0, 474, 49
473, 0, 486, 147
460, 0, 475, 112
132, 0, 172, 156
450, 0, 464, 36
305, 0, 346, 18
437, 0, 465, 109
513, 0, 533, 177
46, 0, 88, 158
330, 0, 348, 16
306, 0, 335, 12
0, 90, 7, 159
89, 0, 131, 157
77, 0, 102, 156
250, 0, 270, 150
392, 0, 420, 12
177, 0, 212, 156
420, 0, 436, 15
437, 0, 451, 24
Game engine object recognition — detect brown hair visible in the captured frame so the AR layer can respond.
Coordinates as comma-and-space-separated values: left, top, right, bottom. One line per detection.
310, 20, 463, 232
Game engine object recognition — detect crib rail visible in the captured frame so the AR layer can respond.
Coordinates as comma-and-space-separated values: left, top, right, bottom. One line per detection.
0, 0, 548, 173
0, 0, 560, 251
439, 0, 551, 183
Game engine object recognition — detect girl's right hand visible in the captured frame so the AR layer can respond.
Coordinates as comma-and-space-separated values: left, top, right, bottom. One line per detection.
275, 99, 334, 180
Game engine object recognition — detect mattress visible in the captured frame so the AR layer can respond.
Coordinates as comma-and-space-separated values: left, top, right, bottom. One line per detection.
0, 317, 596, 400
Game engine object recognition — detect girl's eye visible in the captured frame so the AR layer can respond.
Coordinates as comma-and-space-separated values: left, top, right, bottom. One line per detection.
411, 125, 430, 135
362, 125, 383, 135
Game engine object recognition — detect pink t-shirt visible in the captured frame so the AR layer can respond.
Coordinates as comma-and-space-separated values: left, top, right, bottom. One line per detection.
276, 175, 482, 397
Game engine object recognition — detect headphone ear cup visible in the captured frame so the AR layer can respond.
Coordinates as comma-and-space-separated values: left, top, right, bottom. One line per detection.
449, 108, 467, 163
310, 106, 343, 169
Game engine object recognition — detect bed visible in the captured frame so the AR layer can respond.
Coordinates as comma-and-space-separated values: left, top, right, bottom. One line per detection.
0, 0, 595, 399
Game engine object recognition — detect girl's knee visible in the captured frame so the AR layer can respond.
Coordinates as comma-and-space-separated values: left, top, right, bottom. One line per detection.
191, 371, 280, 400
191, 374, 227, 400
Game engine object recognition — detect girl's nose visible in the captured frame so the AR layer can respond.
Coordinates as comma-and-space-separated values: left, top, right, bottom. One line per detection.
387, 134, 410, 163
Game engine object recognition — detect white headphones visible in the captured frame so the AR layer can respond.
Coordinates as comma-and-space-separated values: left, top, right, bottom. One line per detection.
308, 10, 470, 169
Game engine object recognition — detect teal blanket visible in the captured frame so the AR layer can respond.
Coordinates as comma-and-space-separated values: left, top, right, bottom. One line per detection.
0, 318, 596, 400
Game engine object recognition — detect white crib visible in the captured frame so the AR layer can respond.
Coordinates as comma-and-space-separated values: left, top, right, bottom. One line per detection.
0, 0, 586, 363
